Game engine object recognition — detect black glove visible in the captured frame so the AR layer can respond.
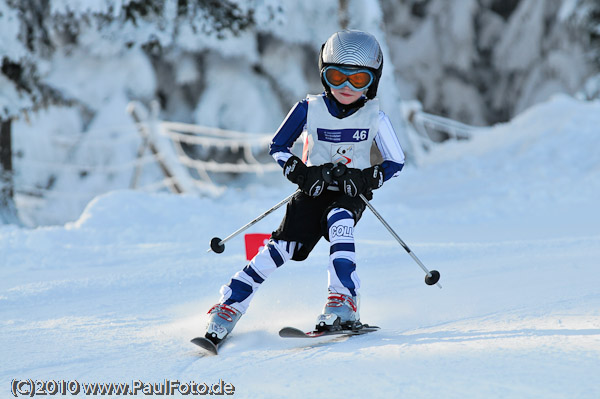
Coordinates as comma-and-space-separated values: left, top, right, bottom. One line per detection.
337, 167, 368, 197
283, 155, 332, 197
362, 164, 384, 190
337, 164, 384, 197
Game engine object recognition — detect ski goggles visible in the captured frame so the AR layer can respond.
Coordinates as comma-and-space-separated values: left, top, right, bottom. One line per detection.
323, 66, 374, 91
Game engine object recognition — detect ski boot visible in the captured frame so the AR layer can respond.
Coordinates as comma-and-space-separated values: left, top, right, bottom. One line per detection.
315, 293, 361, 331
205, 303, 242, 345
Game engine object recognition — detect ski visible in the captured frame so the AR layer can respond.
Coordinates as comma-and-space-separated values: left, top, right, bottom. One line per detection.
279, 324, 379, 339
190, 337, 219, 355
191, 324, 379, 354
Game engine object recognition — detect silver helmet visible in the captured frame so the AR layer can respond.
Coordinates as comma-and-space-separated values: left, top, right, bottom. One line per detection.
319, 30, 384, 99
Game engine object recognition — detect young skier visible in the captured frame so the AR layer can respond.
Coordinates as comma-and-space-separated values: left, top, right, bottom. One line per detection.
204, 30, 406, 345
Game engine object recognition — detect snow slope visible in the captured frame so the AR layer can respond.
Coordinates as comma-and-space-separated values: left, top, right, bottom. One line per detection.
1, 95, 599, 398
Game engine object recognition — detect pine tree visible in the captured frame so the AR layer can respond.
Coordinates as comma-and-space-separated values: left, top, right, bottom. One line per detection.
0, 119, 19, 224
0, 0, 264, 224
574, 0, 600, 65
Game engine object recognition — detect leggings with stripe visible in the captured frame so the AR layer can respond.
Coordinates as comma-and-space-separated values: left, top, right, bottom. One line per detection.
218, 207, 359, 313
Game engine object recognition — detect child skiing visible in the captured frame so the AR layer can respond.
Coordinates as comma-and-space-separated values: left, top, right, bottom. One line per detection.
204, 30, 406, 345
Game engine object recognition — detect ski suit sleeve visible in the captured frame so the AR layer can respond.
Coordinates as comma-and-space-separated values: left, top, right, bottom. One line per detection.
269, 100, 309, 167
374, 111, 405, 182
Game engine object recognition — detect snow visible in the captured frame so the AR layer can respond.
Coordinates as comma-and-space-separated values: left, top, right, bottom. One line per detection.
46, 46, 156, 107
0, 74, 33, 120
494, 1, 546, 72
192, 56, 284, 132
0, 2, 26, 60
2, 95, 599, 398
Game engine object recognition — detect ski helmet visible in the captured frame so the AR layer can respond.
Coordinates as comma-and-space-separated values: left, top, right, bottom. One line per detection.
319, 30, 384, 99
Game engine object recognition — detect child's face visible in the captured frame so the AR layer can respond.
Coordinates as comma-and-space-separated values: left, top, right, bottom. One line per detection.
331, 86, 365, 105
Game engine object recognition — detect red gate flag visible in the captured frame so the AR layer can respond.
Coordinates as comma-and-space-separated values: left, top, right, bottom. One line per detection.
244, 233, 271, 260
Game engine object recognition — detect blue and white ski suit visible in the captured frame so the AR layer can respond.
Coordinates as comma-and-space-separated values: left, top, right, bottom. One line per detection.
219, 93, 405, 313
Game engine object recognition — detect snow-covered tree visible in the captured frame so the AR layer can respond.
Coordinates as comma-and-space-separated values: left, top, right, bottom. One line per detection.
0, 0, 280, 224
3, 0, 599, 226
559, 0, 600, 99
382, 0, 599, 124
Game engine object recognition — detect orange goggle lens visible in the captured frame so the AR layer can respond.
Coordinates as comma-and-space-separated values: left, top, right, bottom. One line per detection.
324, 67, 374, 90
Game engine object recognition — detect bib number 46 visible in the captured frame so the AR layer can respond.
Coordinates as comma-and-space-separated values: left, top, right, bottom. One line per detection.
353, 130, 368, 141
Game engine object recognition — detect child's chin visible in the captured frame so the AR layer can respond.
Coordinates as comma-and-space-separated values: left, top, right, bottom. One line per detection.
336, 95, 358, 104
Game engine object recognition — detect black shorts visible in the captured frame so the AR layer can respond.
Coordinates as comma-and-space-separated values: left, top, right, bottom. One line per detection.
271, 189, 371, 261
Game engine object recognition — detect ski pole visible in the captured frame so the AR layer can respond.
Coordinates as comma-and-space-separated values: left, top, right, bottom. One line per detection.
359, 194, 442, 288
207, 189, 299, 254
